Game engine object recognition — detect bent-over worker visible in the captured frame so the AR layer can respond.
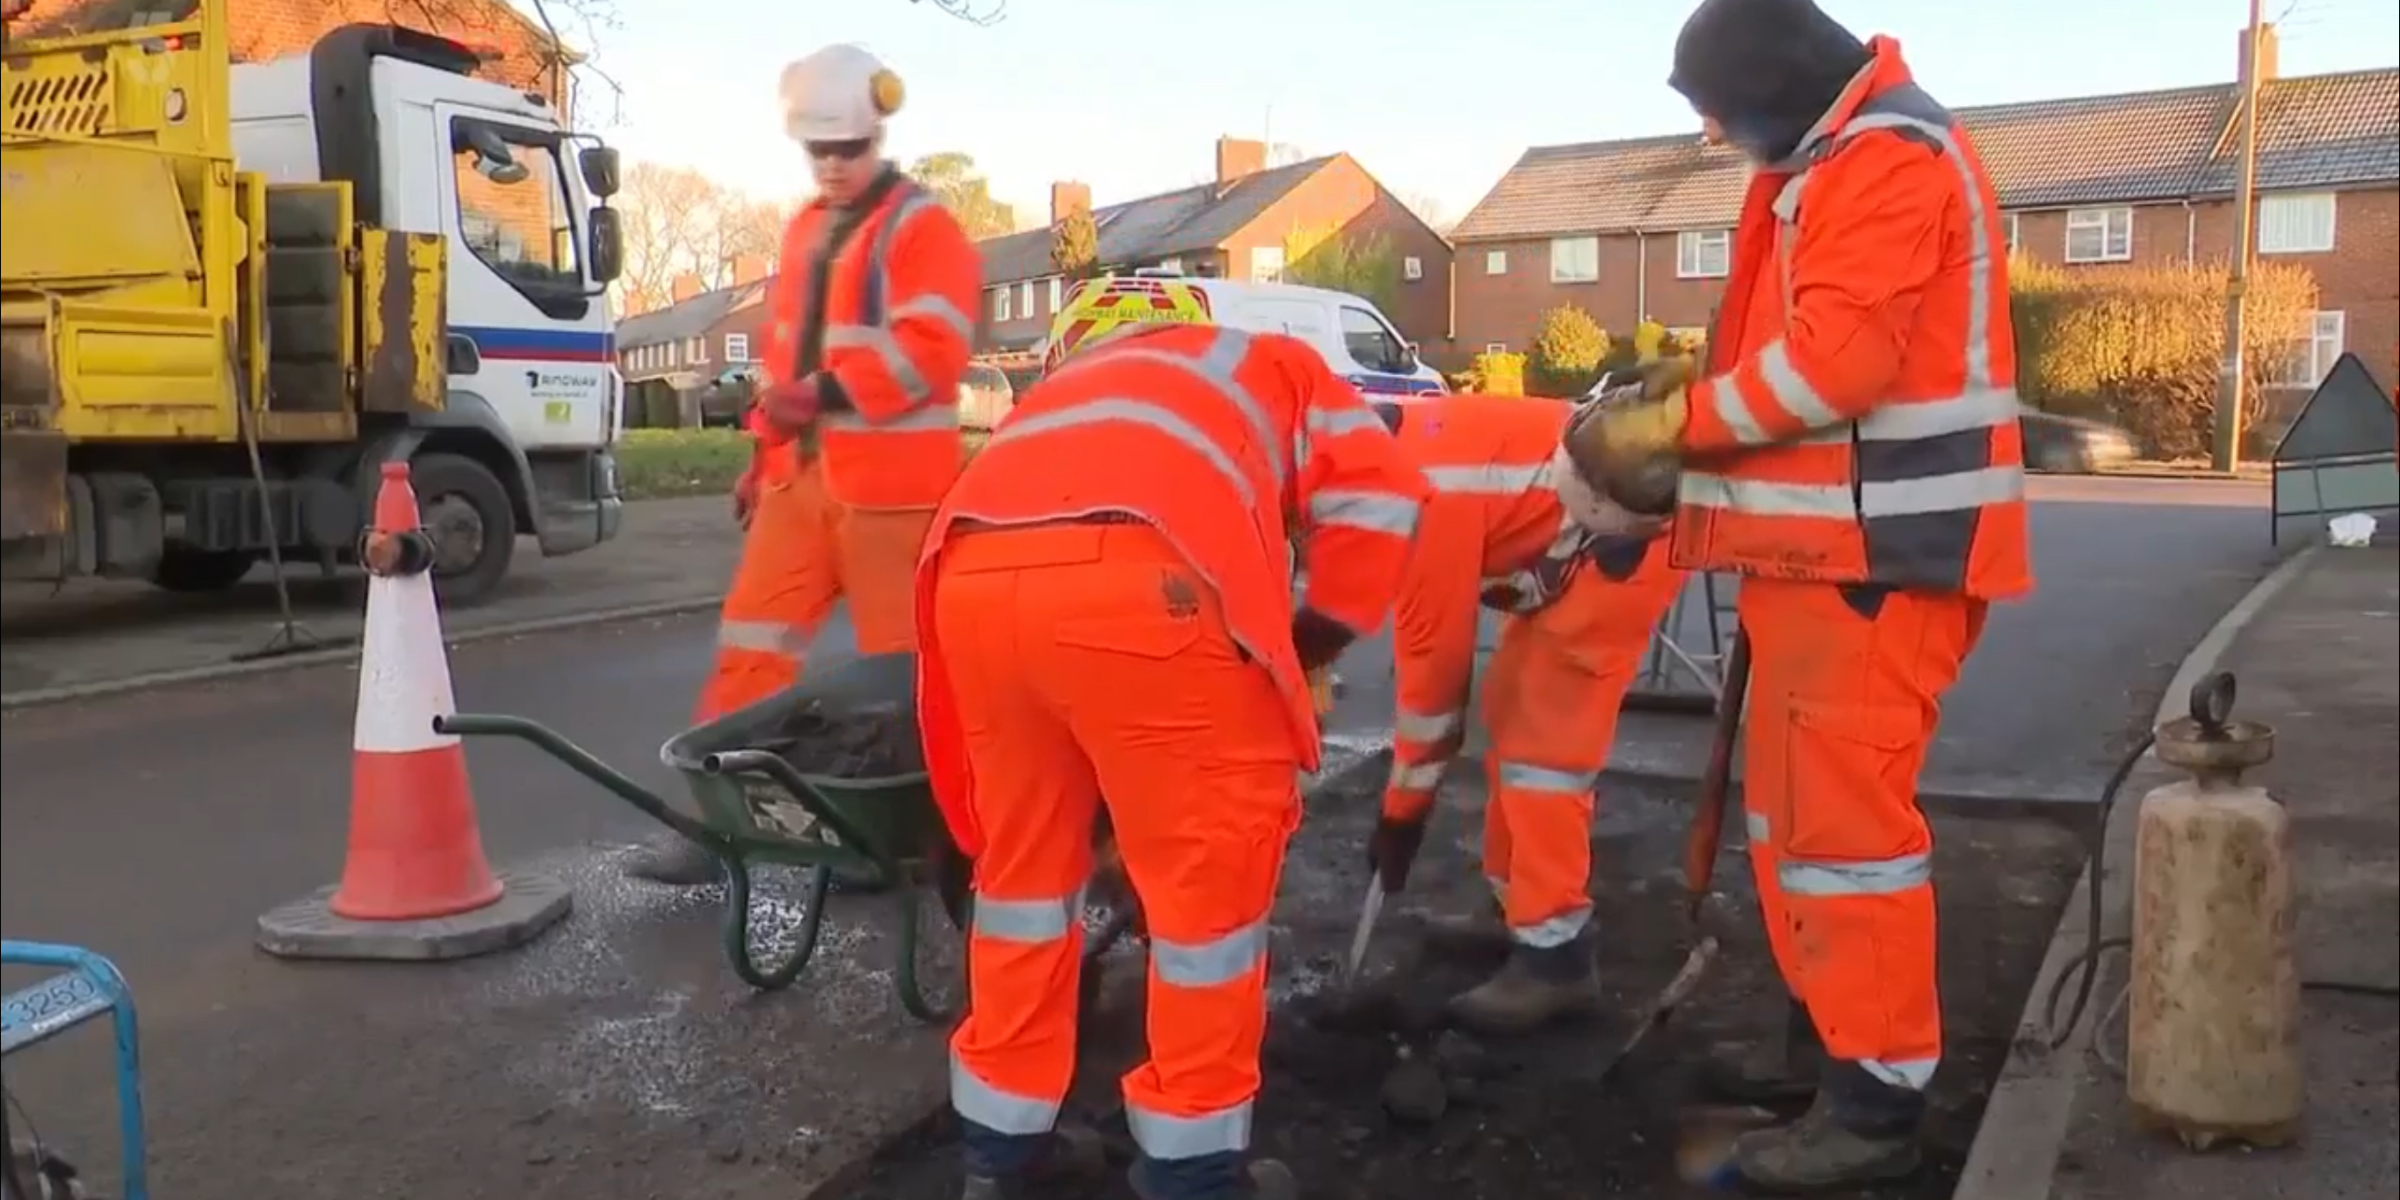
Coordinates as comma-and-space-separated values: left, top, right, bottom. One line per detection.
1555, 0, 2033, 1189
629, 43, 978, 885
919, 279, 1427, 1200
1367, 392, 1684, 1036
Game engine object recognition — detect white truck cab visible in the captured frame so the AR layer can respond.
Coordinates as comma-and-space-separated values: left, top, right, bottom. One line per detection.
1131, 273, 1448, 402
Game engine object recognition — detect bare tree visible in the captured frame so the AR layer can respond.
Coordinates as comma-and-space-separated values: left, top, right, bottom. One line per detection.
615, 162, 721, 313
692, 192, 801, 288
1398, 190, 1456, 237
910, 0, 1006, 25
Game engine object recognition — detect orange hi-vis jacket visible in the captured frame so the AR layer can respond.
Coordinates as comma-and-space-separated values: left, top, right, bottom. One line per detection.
753, 170, 980, 508
1385, 393, 1651, 804
1670, 37, 2032, 599
915, 324, 1429, 855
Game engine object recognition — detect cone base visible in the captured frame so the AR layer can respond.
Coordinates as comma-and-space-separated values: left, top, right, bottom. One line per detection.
330, 746, 503, 921
256, 867, 571, 962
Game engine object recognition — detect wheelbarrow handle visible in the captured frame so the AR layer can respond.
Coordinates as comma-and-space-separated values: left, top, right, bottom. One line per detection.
434, 713, 717, 847
697, 748, 891, 863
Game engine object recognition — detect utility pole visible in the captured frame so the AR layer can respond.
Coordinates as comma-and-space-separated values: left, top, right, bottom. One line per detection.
2213, 0, 2267, 472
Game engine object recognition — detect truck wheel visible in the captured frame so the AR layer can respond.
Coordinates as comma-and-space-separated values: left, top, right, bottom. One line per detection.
410, 452, 516, 608
150, 547, 259, 593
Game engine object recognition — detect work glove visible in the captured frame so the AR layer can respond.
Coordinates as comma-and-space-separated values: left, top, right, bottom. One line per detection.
1561, 356, 1696, 517
1291, 606, 1354, 674
1366, 811, 1430, 892
756, 373, 825, 437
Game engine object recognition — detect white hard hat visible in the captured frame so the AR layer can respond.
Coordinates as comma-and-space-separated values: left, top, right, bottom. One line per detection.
779, 44, 905, 143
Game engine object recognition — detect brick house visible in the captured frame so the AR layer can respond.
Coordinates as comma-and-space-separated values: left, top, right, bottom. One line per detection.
973, 136, 1457, 363
615, 256, 773, 425
1450, 27, 2399, 402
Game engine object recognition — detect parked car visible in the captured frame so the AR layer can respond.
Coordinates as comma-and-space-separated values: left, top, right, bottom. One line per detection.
960, 361, 1015, 431
698, 367, 759, 429
2020, 406, 2138, 473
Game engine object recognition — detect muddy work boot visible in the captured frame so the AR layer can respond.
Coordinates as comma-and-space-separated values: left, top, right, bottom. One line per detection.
1445, 936, 1604, 1036
1723, 1062, 1925, 1192
1703, 996, 1825, 1104
960, 1124, 1106, 1199
620, 835, 722, 886
1130, 1155, 1298, 1200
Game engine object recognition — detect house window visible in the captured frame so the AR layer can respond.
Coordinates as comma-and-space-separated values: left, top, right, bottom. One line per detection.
1483, 342, 1508, 354
1403, 255, 1423, 282
1156, 257, 1184, 274
724, 333, 750, 363
1675, 230, 1731, 279
2003, 213, 2020, 252
2064, 207, 2133, 264
1048, 276, 1063, 314
2258, 192, 2336, 255
1549, 236, 1600, 284
1017, 280, 1035, 315
2272, 310, 2346, 387
1485, 250, 1507, 276
1251, 246, 1286, 283
993, 287, 1012, 322
687, 337, 705, 363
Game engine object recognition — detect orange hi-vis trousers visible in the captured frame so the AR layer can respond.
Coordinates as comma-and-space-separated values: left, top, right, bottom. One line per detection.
935, 520, 1298, 1175
1478, 544, 1683, 948
696, 452, 938, 721
1738, 577, 1985, 1093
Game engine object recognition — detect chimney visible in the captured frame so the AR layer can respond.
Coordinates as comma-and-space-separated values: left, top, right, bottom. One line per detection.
2240, 22, 2279, 84
728, 254, 769, 286
671, 272, 704, 304
1214, 136, 1266, 188
1050, 180, 1092, 226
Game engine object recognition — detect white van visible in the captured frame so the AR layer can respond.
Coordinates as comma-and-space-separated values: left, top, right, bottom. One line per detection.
1109, 273, 1448, 402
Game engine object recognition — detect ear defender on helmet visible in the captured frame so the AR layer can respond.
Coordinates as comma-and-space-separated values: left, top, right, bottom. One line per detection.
869, 68, 905, 117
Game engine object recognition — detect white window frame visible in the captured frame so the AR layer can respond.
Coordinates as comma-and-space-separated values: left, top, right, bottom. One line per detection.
1484, 249, 1507, 276
686, 336, 705, 363
1251, 245, 1286, 283
723, 333, 750, 363
992, 287, 1012, 322
1047, 276, 1064, 313
1548, 235, 1600, 284
2257, 192, 2337, 255
2003, 213, 2020, 252
1483, 341, 1508, 354
1675, 229, 1731, 279
2063, 206, 2133, 264
1402, 255, 1423, 282
1016, 280, 1035, 315
2271, 310, 2346, 388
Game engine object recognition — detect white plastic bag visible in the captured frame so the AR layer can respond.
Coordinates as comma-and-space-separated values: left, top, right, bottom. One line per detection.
2327, 512, 2378, 548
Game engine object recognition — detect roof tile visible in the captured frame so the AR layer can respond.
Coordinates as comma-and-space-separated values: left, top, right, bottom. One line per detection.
973, 157, 1334, 285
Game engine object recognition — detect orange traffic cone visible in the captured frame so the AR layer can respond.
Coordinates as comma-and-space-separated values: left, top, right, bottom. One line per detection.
256, 462, 569, 961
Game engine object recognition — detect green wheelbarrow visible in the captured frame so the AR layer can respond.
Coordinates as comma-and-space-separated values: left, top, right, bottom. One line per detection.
435, 653, 979, 1020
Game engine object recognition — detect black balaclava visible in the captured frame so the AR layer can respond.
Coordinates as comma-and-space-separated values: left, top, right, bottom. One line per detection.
1667, 0, 1874, 164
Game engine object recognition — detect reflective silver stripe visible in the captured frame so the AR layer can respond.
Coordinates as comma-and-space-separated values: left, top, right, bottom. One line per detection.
1754, 339, 1844, 434
718, 619, 807, 656
1511, 903, 1592, 950
951, 1052, 1061, 1136
1495, 761, 1599, 796
1050, 327, 1283, 491
1128, 1099, 1253, 1160
1395, 708, 1462, 743
1745, 809, 1772, 845
1307, 407, 1388, 437
893, 292, 973, 341
1151, 918, 1268, 988
820, 404, 961, 433
1308, 488, 1420, 536
1680, 465, 2023, 519
971, 886, 1085, 943
989, 398, 1259, 510
1425, 463, 1545, 495
1860, 1056, 1939, 1091
1390, 759, 1446, 791
1777, 851, 1932, 897
1852, 387, 2018, 441
825, 324, 932, 403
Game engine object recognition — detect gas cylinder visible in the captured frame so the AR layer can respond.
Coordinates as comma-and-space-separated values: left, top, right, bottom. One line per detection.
2126, 671, 2302, 1150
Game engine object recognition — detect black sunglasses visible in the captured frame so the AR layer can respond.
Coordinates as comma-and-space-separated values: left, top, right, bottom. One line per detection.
804, 138, 874, 161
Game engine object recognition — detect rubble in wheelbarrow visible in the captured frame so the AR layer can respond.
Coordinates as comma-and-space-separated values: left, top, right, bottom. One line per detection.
769, 704, 925, 778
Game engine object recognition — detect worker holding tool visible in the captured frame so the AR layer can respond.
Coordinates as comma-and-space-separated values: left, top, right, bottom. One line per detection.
627, 43, 979, 885
1368, 381, 1684, 1037
920, 279, 1426, 1200
1555, 0, 2032, 1189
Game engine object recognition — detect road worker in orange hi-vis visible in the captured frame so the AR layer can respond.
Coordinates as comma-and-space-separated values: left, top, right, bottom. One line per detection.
1556, 0, 2033, 1189
625, 43, 980, 886
917, 278, 1427, 1200
1367, 385, 1685, 1038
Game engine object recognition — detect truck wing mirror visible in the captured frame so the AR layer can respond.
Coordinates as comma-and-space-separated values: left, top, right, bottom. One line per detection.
579, 145, 622, 200
587, 206, 625, 285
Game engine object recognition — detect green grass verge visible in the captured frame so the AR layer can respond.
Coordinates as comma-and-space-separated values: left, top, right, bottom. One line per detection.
614, 426, 994, 501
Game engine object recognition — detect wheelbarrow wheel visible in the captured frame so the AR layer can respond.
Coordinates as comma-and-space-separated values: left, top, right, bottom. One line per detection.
895, 879, 967, 1024
721, 856, 833, 991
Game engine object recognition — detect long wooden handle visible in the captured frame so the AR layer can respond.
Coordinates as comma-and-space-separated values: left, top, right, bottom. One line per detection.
1682, 632, 1752, 917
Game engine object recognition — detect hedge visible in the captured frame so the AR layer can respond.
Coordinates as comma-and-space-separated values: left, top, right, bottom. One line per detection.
613, 427, 994, 501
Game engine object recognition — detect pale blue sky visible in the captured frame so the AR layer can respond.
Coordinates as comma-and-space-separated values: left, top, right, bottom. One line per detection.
558, 0, 2398, 226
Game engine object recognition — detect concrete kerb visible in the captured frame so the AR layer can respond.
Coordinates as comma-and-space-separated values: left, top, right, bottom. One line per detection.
0, 593, 727, 713
1952, 542, 2324, 1200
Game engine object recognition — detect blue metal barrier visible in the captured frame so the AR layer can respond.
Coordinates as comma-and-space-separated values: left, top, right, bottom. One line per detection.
1, 941, 146, 1200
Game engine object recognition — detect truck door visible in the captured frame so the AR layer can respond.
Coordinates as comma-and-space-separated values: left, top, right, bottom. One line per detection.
433, 103, 610, 451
